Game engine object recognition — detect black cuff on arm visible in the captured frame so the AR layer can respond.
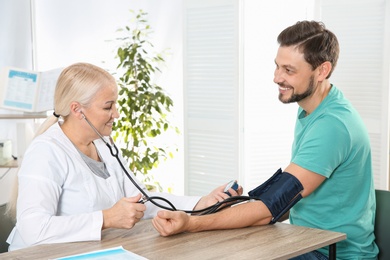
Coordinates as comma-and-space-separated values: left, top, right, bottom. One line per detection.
248, 168, 303, 224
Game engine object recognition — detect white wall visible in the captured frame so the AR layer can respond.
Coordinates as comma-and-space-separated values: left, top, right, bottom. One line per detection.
0, 0, 33, 69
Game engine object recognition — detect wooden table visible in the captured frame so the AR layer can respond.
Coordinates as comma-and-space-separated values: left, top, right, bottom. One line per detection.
0, 220, 346, 260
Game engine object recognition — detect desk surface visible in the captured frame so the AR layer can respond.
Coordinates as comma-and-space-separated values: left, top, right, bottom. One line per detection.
0, 220, 346, 260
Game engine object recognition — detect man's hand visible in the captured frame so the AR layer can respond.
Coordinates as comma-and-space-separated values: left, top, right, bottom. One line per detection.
152, 210, 190, 236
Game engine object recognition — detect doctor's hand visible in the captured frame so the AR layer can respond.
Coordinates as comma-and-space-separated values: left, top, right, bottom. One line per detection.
193, 181, 243, 211
102, 194, 146, 230
152, 210, 190, 236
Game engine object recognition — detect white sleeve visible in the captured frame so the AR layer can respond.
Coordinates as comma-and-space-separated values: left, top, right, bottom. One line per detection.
12, 139, 103, 249
16, 175, 103, 245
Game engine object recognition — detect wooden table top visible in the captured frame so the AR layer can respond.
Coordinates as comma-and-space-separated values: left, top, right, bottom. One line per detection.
0, 219, 346, 260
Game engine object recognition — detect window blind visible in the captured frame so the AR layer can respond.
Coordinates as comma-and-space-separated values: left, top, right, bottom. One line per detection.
184, 0, 240, 195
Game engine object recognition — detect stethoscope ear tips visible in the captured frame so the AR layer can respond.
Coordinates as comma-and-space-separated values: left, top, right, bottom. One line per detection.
79, 111, 86, 119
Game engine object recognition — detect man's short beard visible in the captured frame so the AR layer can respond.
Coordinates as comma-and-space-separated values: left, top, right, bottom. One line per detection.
279, 76, 315, 104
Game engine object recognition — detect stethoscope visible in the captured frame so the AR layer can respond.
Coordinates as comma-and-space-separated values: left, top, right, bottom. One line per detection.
81, 111, 253, 215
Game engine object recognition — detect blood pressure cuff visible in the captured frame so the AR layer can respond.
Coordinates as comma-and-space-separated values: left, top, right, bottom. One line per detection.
248, 168, 303, 224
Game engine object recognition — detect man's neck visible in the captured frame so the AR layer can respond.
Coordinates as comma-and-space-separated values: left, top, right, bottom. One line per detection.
299, 81, 332, 116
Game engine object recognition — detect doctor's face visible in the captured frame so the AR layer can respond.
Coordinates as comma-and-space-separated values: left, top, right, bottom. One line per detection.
84, 84, 119, 138
273, 46, 317, 104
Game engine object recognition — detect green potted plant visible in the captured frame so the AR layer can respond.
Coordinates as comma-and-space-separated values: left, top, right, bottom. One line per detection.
112, 10, 178, 191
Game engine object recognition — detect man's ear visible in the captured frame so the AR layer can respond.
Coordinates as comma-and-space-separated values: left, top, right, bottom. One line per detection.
317, 61, 332, 81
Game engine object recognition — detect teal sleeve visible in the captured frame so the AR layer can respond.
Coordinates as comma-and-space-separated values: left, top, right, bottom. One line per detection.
291, 115, 350, 178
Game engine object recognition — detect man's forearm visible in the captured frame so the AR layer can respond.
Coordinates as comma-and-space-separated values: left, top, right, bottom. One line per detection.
186, 201, 272, 232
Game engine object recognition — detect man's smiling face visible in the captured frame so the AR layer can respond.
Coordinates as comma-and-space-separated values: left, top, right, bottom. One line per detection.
273, 46, 318, 104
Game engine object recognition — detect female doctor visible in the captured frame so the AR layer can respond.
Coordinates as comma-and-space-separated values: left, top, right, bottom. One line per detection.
6, 62, 242, 251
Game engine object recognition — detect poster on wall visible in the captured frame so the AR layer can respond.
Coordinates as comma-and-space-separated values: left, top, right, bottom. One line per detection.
0, 67, 63, 113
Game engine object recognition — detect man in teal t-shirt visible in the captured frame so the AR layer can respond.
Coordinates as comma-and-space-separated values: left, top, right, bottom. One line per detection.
151, 20, 378, 259
290, 85, 377, 259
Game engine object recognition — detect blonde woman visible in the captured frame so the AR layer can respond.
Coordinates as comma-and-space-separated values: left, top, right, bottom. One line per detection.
6, 62, 242, 251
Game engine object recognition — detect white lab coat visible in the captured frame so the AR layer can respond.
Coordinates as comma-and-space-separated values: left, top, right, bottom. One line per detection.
7, 122, 200, 251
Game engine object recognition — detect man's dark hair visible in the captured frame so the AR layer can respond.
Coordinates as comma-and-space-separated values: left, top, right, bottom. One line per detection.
277, 21, 339, 79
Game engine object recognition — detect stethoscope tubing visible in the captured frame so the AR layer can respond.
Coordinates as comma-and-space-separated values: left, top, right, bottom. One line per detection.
82, 112, 253, 215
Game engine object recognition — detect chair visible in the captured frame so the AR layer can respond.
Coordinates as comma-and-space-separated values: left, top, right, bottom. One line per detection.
0, 203, 14, 253
375, 189, 390, 260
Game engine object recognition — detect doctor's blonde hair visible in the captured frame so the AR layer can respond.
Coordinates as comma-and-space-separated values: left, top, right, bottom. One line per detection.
37, 62, 117, 135
6, 62, 117, 219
